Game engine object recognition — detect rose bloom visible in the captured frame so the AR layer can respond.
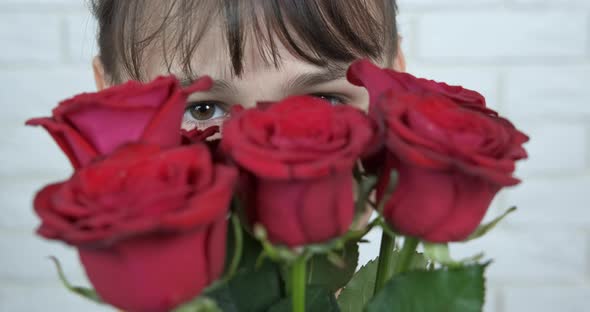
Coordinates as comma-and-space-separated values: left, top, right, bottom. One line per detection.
348, 60, 528, 243
26, 76, 212, 168
221, 96, 374, 247
33, 143, 237, 312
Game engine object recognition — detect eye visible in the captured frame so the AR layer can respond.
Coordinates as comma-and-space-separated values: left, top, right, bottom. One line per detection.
310, 93, 346, 106
184, 101, 228, 122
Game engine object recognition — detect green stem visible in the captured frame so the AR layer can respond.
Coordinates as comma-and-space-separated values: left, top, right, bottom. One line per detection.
223, 214, 243, 281
373, 231, 396, 295
291, 256, 307, 312
393, 236, 420, 275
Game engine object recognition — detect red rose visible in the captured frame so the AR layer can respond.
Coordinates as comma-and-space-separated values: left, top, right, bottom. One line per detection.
347, 59, 486, 110
181, 125, 220, 144
351, 63, 528, 242
221, 96, 373, 246
33, 143, 237, 312
26, 76, 212, 168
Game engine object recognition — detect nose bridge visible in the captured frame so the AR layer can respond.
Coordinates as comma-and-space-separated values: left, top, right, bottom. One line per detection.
234, 72, 286, 108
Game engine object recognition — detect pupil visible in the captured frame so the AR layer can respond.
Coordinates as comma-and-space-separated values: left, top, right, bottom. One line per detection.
190, 103, 215, 120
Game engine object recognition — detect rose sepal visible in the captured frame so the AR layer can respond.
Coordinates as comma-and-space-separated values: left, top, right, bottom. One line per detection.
48, 256, 102, 304
171, 297, 222, 312
465, 207, 517, 242
423, 243, 484, 268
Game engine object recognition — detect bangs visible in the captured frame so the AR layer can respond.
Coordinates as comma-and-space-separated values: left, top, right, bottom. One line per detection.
91, 0, 399, 82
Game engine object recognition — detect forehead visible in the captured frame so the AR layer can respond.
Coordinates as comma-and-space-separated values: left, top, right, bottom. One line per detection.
146, 16, 348, 83
131, 0, 394, 82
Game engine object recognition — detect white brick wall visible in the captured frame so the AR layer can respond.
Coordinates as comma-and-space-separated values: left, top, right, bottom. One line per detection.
0, 1, 588, 312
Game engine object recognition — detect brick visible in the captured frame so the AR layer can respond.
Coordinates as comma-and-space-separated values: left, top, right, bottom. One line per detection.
515, 122, 588, 175
0, 231, 88, 281
405, 66, 500, 110
65, 12, 98, 64
0, 124, 73, 177
484, 286, 499, 312
504, 286, 590, 312
0, 13, 61, 63
0, 67, 96, 123
451, 226, 587, 282
0, 0, 86, 7
398, 0, 502, 10
511, 0, 590, 8
417, 12, 587, 60
0, 177, 64, 229
504, 67, 590, 118
0, 283, 109, 312
503, 175, 590, 225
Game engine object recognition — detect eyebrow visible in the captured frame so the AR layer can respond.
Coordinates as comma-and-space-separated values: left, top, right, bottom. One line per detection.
178, 65, 348, 95
179, 76, 239, 95
282, 66, 348, 92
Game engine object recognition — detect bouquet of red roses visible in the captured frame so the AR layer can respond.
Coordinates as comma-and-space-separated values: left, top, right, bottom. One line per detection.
26, 60, 528, 312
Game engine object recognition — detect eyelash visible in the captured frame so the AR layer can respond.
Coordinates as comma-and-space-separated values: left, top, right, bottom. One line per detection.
182, 93, 347, 130
309, 93, 347, 105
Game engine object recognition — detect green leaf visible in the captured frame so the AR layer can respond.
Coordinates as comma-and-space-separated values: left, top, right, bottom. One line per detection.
366, 264, 488, 312
308, 241, 359, 292
337, 250, 431, 312
423, 243, 483, 268
205, 259, 283, 312
173, 297, 222, 312
466, 207, 517, 241
337, 259, 378, 312
49, 256, 102, 304
268, 286, 341, 312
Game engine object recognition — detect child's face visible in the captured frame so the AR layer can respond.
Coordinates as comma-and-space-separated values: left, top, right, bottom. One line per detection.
93, 17, 406, 132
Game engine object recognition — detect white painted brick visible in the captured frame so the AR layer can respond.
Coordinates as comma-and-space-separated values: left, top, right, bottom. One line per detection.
504, 286, 590, 312
0, 13, 61, 63
0, 284, 111, 312
0, 0, 86, 8
397, 14, 417, 59
511, 0, 590, 8
0, 124, 73, 177
0, 67, 96, 123
451, 226, 587, 282
406, 66, 500, 110
503, 176, 590, 225
0, 231, 88, 282
65, 12, 97, 64
0, 177, 62, 229
484, 286, 499, 312
398, 0, 502, 10
0, 0, 82, 3
417, 12, 587, 60
515, 123, 588, 175
504, 67, 590, 118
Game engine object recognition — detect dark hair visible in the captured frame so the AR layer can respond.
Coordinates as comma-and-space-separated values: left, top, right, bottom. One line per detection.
90, 0, 399, 83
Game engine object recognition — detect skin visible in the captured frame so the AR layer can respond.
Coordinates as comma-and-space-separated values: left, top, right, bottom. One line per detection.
92, 15, 406, 130
91, 14, 407, 227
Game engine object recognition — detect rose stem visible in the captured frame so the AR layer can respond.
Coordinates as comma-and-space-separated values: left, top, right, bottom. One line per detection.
373, 232, 396, 295
392, 236, 420, 275
224, 213, 243, 280
291, 256, 307, 312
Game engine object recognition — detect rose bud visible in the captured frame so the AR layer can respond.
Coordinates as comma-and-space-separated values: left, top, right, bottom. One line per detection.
33, 143, 237, 312
221, 96, 374, 247
350, 60, 528, 243
26, 76, 212, 168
